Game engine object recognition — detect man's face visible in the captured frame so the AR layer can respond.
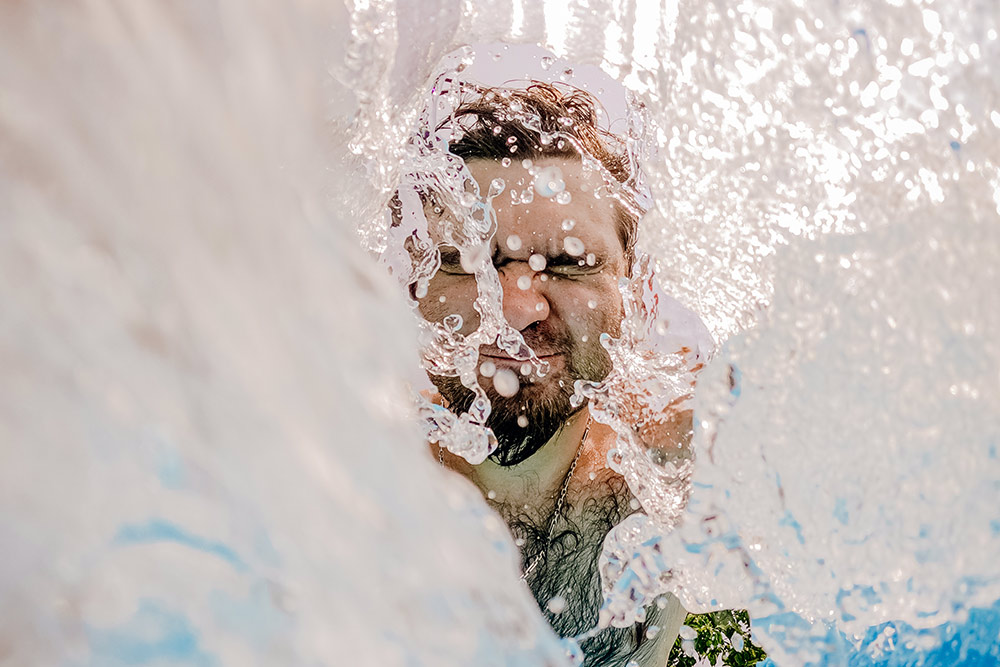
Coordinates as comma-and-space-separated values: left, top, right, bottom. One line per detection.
417, 157, 628, 465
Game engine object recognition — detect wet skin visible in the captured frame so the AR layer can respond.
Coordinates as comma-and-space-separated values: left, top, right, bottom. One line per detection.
417, 156, 628, 411
416, 156, 687, 666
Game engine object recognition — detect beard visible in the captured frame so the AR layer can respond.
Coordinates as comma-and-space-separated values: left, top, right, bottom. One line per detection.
431, 318, 616, 466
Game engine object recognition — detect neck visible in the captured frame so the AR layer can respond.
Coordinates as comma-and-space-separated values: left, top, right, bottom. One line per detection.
467, 408, 591, 518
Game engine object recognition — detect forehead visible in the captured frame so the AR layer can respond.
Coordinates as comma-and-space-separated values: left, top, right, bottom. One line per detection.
467, 157, 622, 254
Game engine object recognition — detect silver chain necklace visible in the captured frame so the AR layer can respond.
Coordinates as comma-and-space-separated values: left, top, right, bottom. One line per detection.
439, 417, 591, 581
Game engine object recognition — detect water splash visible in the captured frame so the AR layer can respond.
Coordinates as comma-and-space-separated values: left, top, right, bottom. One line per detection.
3, 0, 999, 665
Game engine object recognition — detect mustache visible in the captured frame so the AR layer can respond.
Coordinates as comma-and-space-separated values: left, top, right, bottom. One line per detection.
489, 321, 574, 358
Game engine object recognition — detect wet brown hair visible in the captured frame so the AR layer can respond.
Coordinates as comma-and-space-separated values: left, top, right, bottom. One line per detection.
443, 82, 642, 267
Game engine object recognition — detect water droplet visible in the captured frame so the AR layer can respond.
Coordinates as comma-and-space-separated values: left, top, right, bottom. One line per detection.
506, 135, 517, 145
521, 158, 533, 169
731, 633, 745, 652
528, 254, 547, 271
501, 157, 512, 167
535, 302, 545, 312
517, 275, 531, 290
533, 165, 565, 198
487, 489, 497, 499
581, 335, 588, 342
460, 244, 488, 273
443, 314, 463, 331
587, 299, 597, 309
493, 369, 520, 397
561, 218, 576, 231
555, 191, 572, 205
540, 56, 554, 71
679, 625, 697, 640
546, 595, 567, 614
506, 234, 522, 250
585, 253, 596, 266
479, 361, 496, 377
438, 295, 447, 303
519, 362, 532, 375
489, 177, 505, 198
517, 415, 529, 427
459, 191, 477, 207
646, 625, 660, 639
563, 237, 585, 256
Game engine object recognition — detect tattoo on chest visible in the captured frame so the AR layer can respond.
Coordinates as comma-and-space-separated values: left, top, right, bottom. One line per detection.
491, 477, 664, 667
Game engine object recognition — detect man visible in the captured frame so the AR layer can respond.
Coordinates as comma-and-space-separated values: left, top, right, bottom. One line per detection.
395, 82, 697, 666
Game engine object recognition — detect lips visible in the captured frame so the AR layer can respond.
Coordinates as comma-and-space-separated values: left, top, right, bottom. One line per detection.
479, 348, 561, 360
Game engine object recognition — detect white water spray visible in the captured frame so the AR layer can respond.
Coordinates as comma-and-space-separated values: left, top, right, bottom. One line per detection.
2, 0, 998, 665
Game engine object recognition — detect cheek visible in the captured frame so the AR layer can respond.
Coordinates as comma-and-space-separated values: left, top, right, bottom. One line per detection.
558, 278, 623, 331
418, 277, 481, 332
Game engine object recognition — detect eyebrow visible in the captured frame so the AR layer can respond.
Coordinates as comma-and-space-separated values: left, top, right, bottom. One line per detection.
493, 248, 605, 268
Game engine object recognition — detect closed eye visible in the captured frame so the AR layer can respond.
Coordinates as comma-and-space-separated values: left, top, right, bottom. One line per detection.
437, 246, 472, 275
545, 251, 604, 276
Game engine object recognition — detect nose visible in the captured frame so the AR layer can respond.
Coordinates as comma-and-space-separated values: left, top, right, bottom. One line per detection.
499, 263, 550, 331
